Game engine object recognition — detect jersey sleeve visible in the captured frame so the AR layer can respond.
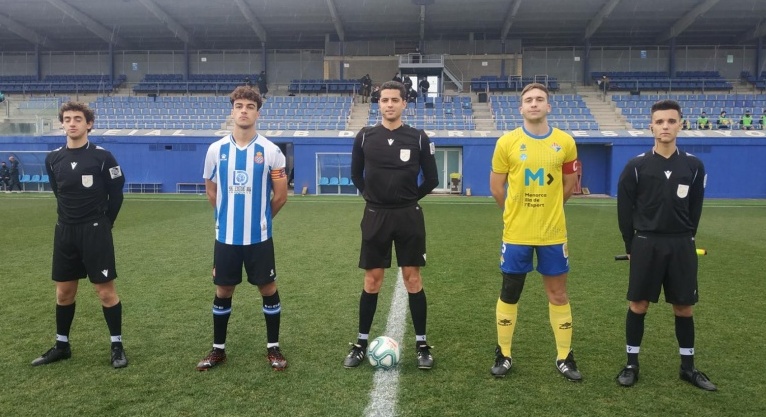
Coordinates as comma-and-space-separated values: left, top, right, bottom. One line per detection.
45, 152, 58, 198
491, 135, 511, 174
688, 157, 706, 236
617, 158, 638, 253
103, 151, 125, 225
563, 135, 578, 165
417, 130, 439, 198
268, 143, 287, 179
203, 142, 219, 182
350, 128, 366, 193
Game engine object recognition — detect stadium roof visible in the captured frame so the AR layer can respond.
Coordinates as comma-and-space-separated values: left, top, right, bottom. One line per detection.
0, 0, 765, 52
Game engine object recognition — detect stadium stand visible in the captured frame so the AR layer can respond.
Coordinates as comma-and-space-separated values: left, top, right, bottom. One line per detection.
90, 95, 352, 130
0, 74, 125, 94
740, 71, 766, 92
367, 96, 475, 130
287, 79, 360, 94
133, 74, 259, 94
491, 94, 598, 131
471, 75, 560, 92
613, 93, 766, 129
591, 71, 732, 92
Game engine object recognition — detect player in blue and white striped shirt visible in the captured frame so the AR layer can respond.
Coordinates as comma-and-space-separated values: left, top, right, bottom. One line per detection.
197, 86, 288, 372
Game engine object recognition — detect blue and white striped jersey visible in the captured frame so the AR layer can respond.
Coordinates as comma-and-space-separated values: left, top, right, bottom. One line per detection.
203, 134, 285, 245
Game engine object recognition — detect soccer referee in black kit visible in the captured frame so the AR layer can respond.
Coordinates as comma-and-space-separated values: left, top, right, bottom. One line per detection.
616, 99, 715, 391
31, 101, 128, 369
343, 81, 439, 369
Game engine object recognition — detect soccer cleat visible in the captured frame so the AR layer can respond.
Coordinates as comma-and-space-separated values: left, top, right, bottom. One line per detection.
196, 348, 227, 371
555, 350, 583, 382
111, 345, 128, 368
490, 346, 512, 378
679, 367, 717, 391
343, 343, 366, 368
267, 346, 288, 371
616, 365, 639, 387
31, 345, 72, 366
416, 344, 434, 370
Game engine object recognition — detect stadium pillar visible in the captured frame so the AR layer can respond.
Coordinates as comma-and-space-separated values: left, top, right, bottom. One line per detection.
756, 37, 763, 80
500, 42, 506, 77
668, 37, 676, 77
583, 39, 591, 86
109, 43, 115, 82
339, 41, 345, 79
183, 43, 189, 81
261, 42, 267, 73
35, 45, 41, 81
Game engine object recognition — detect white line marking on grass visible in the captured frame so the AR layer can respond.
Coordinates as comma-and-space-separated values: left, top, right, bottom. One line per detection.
363, 268, 408, 417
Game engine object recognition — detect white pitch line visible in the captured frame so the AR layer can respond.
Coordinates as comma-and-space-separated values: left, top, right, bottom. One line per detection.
363, 268, 408, 417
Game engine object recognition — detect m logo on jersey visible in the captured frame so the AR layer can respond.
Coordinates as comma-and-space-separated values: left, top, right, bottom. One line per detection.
525, 168, 545, 186
665, 170, 672, 179
233, 170, 249, 185
400, 149, 411, 162
71, 162, 78, 170
82, 175, 93, 188
387, 139, 394, 146
254, 152, 264, 164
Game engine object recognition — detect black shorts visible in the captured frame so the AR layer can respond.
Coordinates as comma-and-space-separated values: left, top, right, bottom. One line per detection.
213, 238, 277, 287
627, 233, 699, 305
52, 218, 117, 283
359, 204, 426, 269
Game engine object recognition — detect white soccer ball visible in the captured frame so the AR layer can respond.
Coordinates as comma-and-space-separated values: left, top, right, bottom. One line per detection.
367, 336, 401, 370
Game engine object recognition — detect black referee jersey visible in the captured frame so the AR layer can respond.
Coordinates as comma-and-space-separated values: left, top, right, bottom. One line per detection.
617, 148, 706, 254
351, 124, 439, 208
45, 141, 125, 225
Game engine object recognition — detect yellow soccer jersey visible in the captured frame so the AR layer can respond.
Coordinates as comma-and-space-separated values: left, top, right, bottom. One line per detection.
491, 126, 578, 245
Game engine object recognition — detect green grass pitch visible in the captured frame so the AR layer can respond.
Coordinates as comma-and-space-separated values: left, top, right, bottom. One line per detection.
0, 193, 764, 416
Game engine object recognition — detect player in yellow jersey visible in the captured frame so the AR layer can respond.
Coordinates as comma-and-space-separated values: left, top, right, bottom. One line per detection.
488, 83, 582, 381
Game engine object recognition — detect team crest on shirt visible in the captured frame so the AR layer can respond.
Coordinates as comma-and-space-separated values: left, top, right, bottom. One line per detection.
400, 149, 411, 162
254, 152, 264, 164
81, 175, 93, 188
677, 184, 689, 198
550, 142, 562, 152
220, 153, 227, 160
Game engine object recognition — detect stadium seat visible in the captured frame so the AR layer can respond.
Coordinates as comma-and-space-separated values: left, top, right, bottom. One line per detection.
319, 177, 330, 185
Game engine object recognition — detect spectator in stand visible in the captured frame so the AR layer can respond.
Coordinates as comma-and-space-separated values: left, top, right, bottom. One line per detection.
370, 86, 381, 104
418, 78, 430, 97
681, 116, 691, 130
759, 110, 766, 130
257, 71, 268, 98
407, 87, 418, 103
359, 74, 372, 104
739, 110, 754, 130
598, 75, 610, 96
716, 111, 730, 129
392, 72, 402, 83
403, 76, 413, 91
696, 112, 711, 130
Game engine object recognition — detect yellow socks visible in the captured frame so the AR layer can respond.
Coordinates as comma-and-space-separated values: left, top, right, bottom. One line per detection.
549, 302, 573, 360
496, 299, 518, 358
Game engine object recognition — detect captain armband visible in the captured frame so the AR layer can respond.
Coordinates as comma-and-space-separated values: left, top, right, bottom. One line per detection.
270, 168, 286, 180
562, 159, 579, 175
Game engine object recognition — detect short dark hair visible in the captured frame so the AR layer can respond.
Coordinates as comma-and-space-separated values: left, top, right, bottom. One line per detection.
650, 99, 681, 117
520, 82, 549, 99
379, 81, 407, 100
59, 101, 95, 132
230, 86, 263, 110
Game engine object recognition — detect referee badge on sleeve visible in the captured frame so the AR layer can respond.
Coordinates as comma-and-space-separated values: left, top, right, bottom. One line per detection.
109, 166, 123, 179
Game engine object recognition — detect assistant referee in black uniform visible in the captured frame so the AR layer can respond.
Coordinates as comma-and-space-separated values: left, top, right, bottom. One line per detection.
616, 99, 715, 391
342, 81, 439, 369
31, 101, 128, 369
